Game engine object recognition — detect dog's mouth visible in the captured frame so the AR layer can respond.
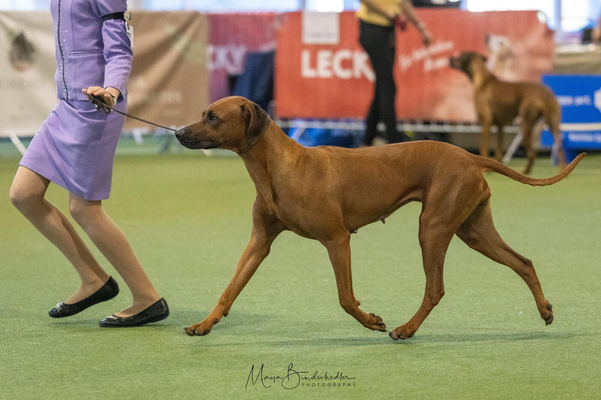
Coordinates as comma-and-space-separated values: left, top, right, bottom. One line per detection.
175, 129, 218, 150
178, 138, 217, 150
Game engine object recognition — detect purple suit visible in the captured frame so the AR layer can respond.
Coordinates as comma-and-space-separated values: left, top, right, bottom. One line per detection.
20, 0, 133, 200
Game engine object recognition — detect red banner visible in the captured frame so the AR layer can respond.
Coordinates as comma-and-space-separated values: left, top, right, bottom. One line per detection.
275, 10, 555, 121
208, 13, 278, 102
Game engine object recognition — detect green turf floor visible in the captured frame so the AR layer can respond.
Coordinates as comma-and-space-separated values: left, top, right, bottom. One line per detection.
1, 141, 600, 399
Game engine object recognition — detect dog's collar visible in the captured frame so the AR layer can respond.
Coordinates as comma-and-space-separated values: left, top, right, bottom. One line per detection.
239, 139, 260, 154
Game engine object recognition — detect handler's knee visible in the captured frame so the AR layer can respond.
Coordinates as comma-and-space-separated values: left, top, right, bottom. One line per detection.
69, 198, 99, 228
9, 183, 40, 214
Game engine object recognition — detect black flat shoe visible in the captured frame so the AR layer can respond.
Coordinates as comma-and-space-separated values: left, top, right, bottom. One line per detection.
49, 276, 119, 318
98, 298, 169, 327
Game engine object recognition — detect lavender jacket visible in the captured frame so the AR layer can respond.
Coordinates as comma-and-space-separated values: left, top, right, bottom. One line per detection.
51, 0, 132, 102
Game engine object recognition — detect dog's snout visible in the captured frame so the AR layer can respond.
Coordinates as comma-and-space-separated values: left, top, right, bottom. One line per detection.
175, 128, 190, 139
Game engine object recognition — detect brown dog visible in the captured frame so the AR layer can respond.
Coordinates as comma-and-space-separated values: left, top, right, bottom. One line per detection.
176, 96, 583, 340
449, 51, 566, 174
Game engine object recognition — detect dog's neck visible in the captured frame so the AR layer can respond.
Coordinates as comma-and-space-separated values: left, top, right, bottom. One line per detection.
238, 122, 304, 214
473, 67, 497, 90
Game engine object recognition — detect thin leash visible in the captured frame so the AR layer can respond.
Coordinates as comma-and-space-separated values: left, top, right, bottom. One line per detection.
87, 94, 179, 132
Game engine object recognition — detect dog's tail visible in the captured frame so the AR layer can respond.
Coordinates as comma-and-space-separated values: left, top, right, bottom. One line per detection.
475, 153, 585, 186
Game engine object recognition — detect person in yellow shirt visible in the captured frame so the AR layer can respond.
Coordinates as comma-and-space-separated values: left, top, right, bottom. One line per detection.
357, 0, 432, 145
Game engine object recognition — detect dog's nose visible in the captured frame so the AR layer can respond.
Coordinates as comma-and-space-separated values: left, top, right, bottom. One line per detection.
175, 128, 189, 140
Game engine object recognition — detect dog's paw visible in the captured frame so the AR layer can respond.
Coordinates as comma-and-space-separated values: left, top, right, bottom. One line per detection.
184, 322, 213, 337
542, 302, 554, 326
365, 313, 386, 332
389, 325, 415, 341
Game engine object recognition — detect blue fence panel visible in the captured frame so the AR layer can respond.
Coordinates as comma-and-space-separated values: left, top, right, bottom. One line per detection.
541, 74, 601, 161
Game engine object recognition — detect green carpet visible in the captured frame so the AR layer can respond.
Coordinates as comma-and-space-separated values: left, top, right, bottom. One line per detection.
1, 141, 600, 399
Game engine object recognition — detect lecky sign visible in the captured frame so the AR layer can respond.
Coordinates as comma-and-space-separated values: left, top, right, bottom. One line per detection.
208, 13, 278, 102
275, 10, 555, 120
301, 49, 374, 80
208, 45, 247, 75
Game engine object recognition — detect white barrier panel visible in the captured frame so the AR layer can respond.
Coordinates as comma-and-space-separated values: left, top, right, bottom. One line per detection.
0, 11, 57, 137
0, 11, 211, 138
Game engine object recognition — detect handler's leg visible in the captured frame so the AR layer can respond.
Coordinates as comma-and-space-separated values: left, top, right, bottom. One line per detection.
68, 194, 161, 317
360, 21, 402, 144
10, 167, 110, 303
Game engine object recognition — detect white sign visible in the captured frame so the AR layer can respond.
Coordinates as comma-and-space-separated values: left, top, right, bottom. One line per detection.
302, 11, 339, 45
301, 49, 374, 81
0, 11, 57, 137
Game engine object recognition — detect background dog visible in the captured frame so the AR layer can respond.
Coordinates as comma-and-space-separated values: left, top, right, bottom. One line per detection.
449, 51, 566, 174
485, 33, 514, 79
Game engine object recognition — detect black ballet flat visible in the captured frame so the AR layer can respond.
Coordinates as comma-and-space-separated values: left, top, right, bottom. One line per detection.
98, 298, 169, 328
49, 276, 119, 318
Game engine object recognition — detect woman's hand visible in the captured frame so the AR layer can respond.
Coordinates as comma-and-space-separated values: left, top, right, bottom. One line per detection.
399, 0, 433, 47
82, 86, 119, 107
394, 14, 408, 31
419, 25, 433, 47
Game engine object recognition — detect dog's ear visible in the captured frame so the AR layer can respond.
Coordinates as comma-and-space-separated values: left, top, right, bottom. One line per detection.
241, 101, 270, 144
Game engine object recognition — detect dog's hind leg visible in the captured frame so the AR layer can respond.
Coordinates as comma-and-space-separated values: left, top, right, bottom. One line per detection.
545, 109, 567, 170
185, 203, 284, 337
520, 104, 541, 175
389, 212, 456, 340
323, 232, 387, 332
455, 200, 553, 325
389, 180, 487, 341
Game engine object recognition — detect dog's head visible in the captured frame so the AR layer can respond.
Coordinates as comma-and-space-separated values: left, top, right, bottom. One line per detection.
175, 96, 271, 153
449, 51, 488, 81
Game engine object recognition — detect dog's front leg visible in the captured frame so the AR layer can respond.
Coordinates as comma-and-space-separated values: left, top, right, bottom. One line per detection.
495, 124, 505, 161
185, 210, 283, 336
479, 119, 492, 158
520, 117, 537, 175
324, 233, 386, 332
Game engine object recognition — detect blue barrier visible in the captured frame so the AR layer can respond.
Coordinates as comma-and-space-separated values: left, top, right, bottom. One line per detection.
541, 75, 601, 162
286, 119, 363, 148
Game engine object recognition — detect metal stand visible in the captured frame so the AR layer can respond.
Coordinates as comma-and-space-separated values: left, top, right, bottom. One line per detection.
8, 133, 27, 155
502, 131, 523, 164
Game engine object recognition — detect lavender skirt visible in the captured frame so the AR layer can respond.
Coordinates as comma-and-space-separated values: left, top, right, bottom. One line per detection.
20, 98, 127, 201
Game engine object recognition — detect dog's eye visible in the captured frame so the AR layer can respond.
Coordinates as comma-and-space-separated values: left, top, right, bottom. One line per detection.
207, 113, 218, 122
